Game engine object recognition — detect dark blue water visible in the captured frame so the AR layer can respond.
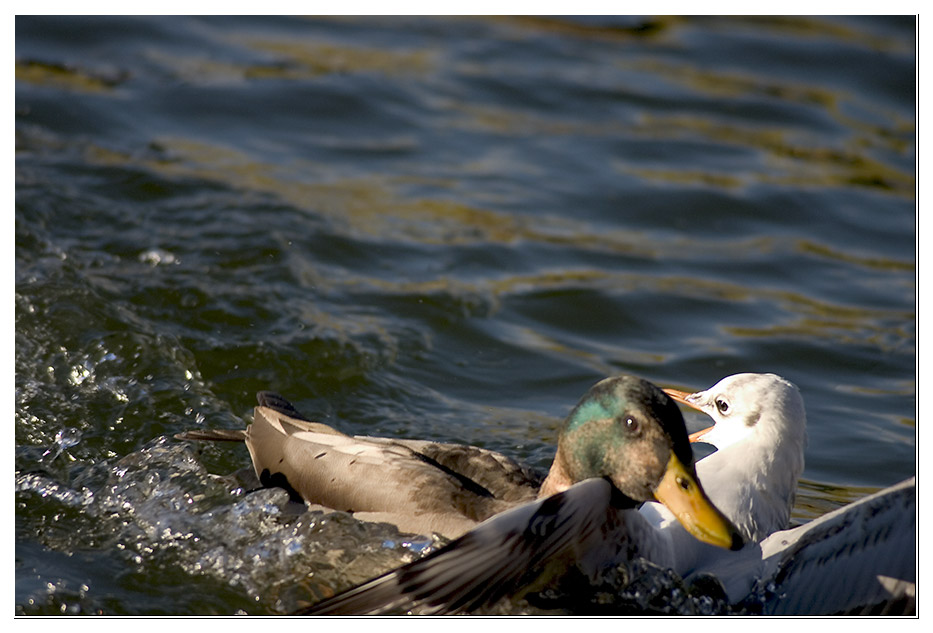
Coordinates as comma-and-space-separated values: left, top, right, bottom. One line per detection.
16, 16, 915, 615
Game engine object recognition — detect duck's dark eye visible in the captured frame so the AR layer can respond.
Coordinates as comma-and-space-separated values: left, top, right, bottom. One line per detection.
715, 398, 730, 414
624, 417, 639, 433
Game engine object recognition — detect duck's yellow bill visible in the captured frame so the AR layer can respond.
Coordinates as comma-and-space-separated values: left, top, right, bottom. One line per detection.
654, 453, 744, 551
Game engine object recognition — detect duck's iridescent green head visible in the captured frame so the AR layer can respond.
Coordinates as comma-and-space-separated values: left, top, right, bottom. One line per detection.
556, 375, 743, 551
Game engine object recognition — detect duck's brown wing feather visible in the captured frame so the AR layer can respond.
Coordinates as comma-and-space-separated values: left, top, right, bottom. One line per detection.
296, 478, 626, 615
245, 404, 522, 538
362, 437, 544, 504
178, 392, 541, 538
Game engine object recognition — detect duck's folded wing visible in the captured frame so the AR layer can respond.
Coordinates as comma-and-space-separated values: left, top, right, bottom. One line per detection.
754, 477, 915, 615
250, 408, 466, 501
364, 436, 544, 503
296, 478, 625, 615
175, 393, 529, 538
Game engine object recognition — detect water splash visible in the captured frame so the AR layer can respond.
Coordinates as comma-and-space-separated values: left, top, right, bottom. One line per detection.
40, 427, 82, 463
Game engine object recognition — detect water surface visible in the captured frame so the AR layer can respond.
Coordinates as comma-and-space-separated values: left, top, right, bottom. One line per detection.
15, 15, 915, 615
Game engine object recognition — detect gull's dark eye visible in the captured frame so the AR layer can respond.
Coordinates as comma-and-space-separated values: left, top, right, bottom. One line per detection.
715, 398, 730, 414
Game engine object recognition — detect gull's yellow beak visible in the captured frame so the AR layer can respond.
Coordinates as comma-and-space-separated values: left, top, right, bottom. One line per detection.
664, 388, 715, 442
653, 453, 744, 551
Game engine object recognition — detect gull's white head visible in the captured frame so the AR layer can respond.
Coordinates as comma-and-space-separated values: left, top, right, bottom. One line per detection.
664, 373, 808, 541
676, 373, 807, 452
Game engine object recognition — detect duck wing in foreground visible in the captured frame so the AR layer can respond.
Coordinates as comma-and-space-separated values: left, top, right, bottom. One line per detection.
297, 478, 634, 615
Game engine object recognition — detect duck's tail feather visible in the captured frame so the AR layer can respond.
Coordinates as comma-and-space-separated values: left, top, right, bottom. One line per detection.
256, 390, 311, 420
174, 429, 247, 442
175, 392, 310, 443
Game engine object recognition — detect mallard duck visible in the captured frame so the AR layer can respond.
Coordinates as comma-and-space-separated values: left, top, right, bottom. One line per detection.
191, 375, 741, 615
179, 391, 542, 539
311, 374, 911, 615
178, 376, 741, 549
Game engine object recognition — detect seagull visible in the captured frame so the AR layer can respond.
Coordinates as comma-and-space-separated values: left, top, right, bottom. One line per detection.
661, 374, 915, 614
632, 373, 808, 588
300, 373, 915, 615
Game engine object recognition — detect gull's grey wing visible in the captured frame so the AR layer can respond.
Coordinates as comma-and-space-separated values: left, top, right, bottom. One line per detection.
753, 477, 915, 615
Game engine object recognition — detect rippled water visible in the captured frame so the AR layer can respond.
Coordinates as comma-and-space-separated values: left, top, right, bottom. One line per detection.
16, 16, 915, 615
